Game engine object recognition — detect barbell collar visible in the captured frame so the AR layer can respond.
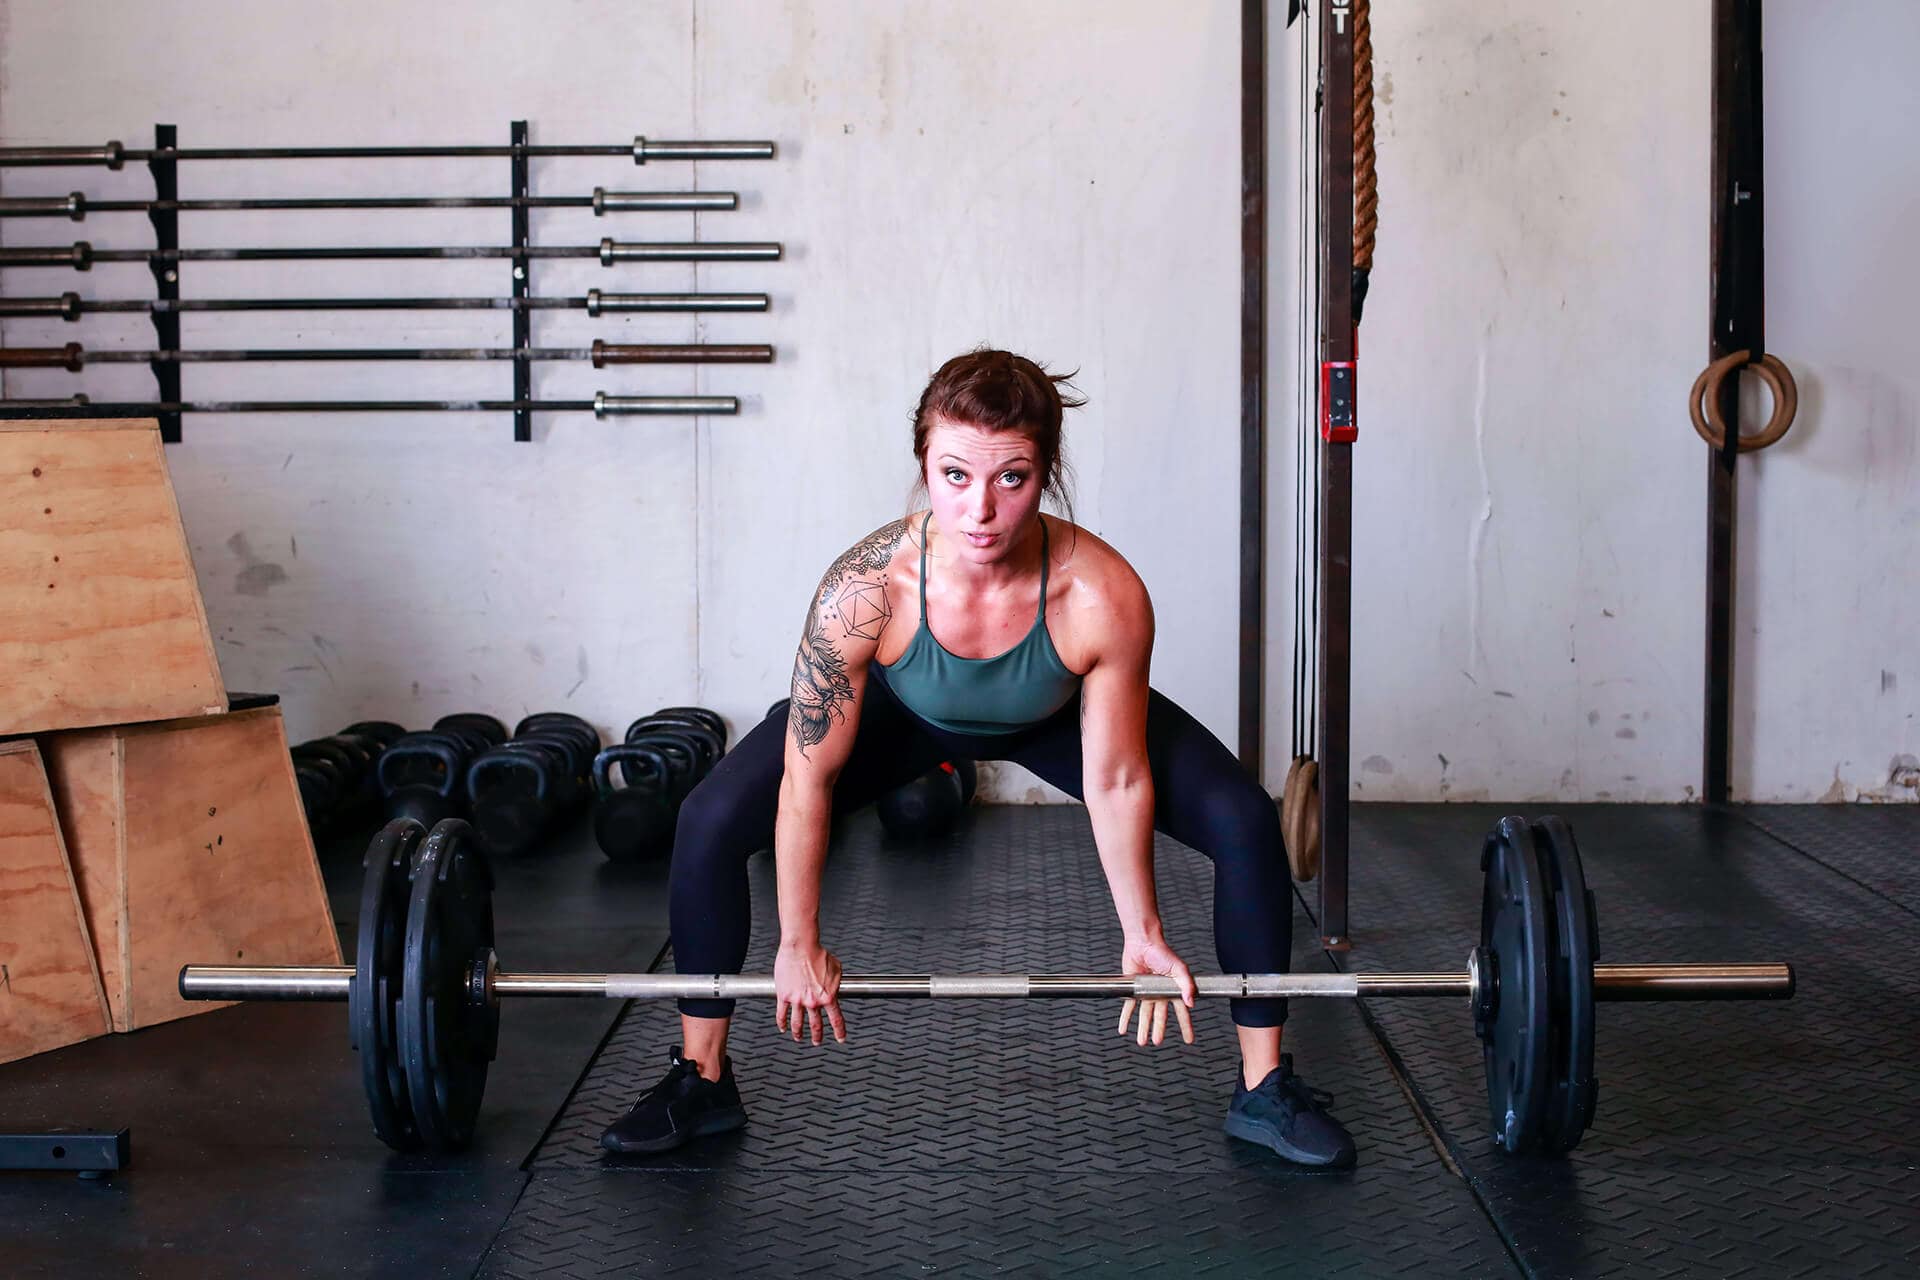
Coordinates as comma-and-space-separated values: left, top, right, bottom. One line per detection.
177, 961, 1794, 1006
0, 293, 84, 320
587, 290, 769, 316
0, 142, 123, 169
0, 343, 84, 371
591, 341, 773, 367
593, 392, 740, 417
594, 188, 737, 215
634, 137, 776, 164
0, 242, 92, 270
0, 193, 85, 219
598, 238, 782, 265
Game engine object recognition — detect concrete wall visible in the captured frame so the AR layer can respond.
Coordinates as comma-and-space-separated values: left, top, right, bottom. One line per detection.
1263, 1, 1918, 803
3, 2, 1913, 802
0, 0, 1240, 806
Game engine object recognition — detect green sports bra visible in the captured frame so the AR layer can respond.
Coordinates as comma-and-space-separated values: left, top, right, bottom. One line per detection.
873, 513, 1082, 736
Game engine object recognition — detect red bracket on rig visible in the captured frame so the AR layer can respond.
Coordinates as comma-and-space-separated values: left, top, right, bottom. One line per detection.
1320, 361, 1357, 442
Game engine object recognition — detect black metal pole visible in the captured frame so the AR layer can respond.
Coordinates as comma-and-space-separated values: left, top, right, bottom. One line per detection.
146, 125, 182, 443
1705, 1, 1765, 805
1240, 0, 1267, 778
1317, 0, 1356, 950
511, 121, 533, 443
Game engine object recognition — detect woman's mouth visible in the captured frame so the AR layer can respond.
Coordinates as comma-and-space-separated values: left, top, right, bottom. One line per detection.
963, 531, 997, 547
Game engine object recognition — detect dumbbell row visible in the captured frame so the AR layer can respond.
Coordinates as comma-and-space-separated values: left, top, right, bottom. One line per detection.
179, 960, 1794, 1003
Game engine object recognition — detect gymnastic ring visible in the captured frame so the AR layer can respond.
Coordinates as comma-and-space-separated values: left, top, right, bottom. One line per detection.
1689, 350, 1798, 453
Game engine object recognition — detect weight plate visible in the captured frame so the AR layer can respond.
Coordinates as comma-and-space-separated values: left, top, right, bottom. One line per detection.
1532, 815, 1598, 1153
401, 819, 499, 1153
1479, 815, 1552, 1154
351, 818, 427, 1152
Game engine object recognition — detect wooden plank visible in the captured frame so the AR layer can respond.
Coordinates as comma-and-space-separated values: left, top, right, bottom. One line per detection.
43, 707, 340, 1031
0, 418, 226, 736
115, 706, 340, 1029
0, 740, 112, 1064
40, 728, 128, 1026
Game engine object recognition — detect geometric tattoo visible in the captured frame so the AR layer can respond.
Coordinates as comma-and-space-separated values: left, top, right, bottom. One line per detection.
788, 518, 908, 756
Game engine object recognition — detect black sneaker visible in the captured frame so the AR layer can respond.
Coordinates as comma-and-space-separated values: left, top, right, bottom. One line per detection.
1223, 1053, 1356, 1168
599, 1046, 747, 1156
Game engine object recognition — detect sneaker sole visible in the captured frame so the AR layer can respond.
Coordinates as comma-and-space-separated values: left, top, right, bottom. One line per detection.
1222, 1112, 1356, 1169
600, 1105, 747, 1156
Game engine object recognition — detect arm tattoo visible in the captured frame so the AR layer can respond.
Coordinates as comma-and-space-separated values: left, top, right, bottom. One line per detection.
788, 519, 908, 754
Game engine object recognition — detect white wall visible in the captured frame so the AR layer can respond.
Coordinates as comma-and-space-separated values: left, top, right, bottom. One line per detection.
3, 2, 1913, 802
0, 0, 1240, 803
1263, 1, 1918, 803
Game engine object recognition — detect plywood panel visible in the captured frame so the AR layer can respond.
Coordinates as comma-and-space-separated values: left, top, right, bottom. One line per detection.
0, 418, 225, 735
41, 728, 128, 1025
0, 740, 111, 1064
116, 706, 340, 1029
43, 707, 340, 1031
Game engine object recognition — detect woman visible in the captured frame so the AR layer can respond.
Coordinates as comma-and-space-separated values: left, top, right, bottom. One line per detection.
601, 349, 1354, 1168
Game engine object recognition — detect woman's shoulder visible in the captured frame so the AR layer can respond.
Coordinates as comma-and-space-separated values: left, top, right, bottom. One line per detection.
1046, 515, 1145, 599
820, 515, 921, 581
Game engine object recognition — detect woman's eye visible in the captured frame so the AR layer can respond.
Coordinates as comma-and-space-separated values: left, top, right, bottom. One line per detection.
945, 469, 967, 484
999, 471, 1026, 487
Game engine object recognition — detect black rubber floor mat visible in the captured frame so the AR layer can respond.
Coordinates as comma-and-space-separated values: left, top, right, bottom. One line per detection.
1738, 803, 1920, 918
485, 806, 1518, 1276
1341, 804, 1920, 1278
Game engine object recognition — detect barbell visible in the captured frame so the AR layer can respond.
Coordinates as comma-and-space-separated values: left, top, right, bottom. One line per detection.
178, 814, 1793, 1157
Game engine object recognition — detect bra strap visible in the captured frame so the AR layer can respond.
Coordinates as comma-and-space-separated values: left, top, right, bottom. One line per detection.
1035, 518, 1050, 623
919, 511, 933, 623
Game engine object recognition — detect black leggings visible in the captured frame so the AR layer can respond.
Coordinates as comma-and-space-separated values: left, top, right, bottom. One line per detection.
669, 672, 1293, 1027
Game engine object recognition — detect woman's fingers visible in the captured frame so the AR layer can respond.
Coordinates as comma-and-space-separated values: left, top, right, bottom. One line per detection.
826, 1000, 848, 1043
1174, 999, 1195, 1044
1116, 998, 1137, 1036
1151, 999, 1168, 1046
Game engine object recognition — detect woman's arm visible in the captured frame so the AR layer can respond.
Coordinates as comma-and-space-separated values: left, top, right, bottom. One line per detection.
773, 518, 909, 1041
1079, 570, 1196, 1034
1077, 572, 1163, 942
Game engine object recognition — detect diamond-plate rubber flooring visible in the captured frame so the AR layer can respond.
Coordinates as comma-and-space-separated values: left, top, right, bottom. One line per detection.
480, 807, 1517, 1277
1324, 804, 1920, 1279
1740, 803, 1920, 918
478, 803, 1920, 1278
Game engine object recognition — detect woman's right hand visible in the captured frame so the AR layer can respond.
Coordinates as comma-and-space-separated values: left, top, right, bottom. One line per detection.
774, 938, 846, 1046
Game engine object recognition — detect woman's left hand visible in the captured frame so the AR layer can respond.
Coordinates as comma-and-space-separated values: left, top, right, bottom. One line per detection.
1115, 935, 1197, 1047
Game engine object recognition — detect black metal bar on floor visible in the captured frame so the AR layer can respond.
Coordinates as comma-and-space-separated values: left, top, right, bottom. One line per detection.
1705, 0, 1765, 805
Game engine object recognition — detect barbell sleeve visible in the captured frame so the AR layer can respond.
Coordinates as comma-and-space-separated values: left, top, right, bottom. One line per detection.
177, 961, 1793, 1005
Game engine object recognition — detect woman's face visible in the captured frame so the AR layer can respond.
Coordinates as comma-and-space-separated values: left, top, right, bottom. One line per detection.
922, 416, 1047, 566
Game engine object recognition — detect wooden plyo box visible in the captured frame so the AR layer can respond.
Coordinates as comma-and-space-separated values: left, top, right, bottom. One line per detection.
42, 706, 341, 1032
0, 740, 113, 1064
1, 418, 227, 736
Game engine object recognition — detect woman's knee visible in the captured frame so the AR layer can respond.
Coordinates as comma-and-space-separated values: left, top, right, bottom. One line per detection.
669, 772, 766, 889
1188, 781, 1285, 870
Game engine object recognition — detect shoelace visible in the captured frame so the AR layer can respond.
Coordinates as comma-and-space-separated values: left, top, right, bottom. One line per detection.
626, 1054, 696, 1113
1282, 1074, 1336, 1117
